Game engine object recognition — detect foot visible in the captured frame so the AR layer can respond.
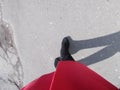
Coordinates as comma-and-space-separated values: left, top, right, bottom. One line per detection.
54, 37, 75, 68
60, 37, 70, 57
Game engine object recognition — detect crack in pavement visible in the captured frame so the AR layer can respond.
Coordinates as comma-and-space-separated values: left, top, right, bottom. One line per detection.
0, 2, 24, 89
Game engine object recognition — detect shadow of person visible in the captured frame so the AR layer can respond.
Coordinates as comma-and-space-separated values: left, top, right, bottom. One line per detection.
68, 31, 120, 65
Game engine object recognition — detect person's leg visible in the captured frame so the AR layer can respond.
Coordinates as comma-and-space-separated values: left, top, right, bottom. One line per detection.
54, 37, 75, 67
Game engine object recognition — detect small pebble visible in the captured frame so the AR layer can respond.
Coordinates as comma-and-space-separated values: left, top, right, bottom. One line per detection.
49, 22, 53, 25
50, 57, 53, 60
118, 76, 120, 79
115, 69, 118, 72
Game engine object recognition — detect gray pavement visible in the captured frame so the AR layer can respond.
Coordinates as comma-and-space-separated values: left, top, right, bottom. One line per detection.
0, 0, 120, 89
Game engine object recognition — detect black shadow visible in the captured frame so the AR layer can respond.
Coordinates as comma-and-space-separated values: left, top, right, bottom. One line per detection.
68, 31, 120, 65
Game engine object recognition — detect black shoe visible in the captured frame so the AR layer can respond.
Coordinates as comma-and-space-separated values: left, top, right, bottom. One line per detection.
54, 37, 75, 68
60, 37, 70, 57
60, 37, 75, 61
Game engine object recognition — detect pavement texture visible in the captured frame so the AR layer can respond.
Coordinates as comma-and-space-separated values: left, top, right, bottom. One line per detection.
0, 0, 120, 89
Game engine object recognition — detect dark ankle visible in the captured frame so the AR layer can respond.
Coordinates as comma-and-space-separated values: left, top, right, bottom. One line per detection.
54, 57, 62, 67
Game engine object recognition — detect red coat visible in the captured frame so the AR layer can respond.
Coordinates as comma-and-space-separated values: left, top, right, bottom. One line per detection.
21, 61, 118, 90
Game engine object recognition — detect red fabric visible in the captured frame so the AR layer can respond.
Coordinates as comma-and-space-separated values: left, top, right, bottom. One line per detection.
21, 72, 54, 90
21, 61, 118, 90
50, 61, 118, 90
